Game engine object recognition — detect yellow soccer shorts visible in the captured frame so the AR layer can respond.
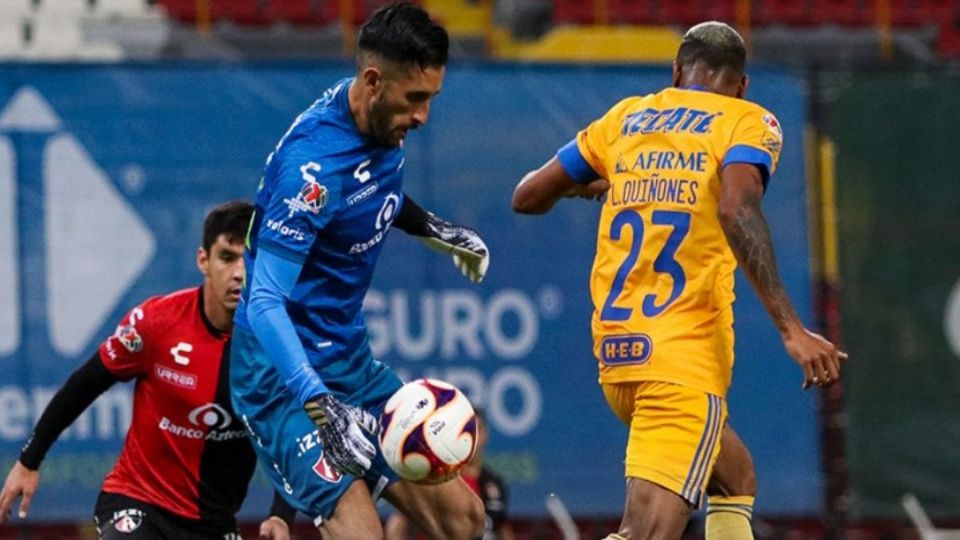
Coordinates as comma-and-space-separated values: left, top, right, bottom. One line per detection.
602, 380, 727, 507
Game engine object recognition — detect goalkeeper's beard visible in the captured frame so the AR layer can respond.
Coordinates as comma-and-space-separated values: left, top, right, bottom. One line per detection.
368, 97, 406, 147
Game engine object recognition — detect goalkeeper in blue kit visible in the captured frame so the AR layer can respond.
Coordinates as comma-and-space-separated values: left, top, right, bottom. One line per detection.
229, 3, 488, 539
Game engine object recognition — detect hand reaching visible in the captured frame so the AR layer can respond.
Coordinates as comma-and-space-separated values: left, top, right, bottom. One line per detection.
303, 394, 380, 477
0, 461, 39, 524
782, 326, 847, 389
564, 178, 610, 202
258, 516, 290, 540
419, 217, 490, 283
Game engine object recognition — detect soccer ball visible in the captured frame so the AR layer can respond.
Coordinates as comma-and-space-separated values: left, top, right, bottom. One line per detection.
379, 378, 478, 484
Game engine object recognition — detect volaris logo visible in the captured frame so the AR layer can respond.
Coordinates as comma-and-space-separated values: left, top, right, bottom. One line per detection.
0, 86, 155, 357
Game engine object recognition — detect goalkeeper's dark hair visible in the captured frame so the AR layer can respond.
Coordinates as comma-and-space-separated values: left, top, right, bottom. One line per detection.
202, 200, 253, 252
357, 2, 449, 70
676, 22, 746, 81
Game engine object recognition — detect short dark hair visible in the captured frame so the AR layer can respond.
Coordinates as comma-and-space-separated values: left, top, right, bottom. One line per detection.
202, 200, 253, 252
357, 2, 449, 70
676, 22, 746, 80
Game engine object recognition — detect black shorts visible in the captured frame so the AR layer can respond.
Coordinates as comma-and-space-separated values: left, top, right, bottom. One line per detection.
94, 492, 241, 540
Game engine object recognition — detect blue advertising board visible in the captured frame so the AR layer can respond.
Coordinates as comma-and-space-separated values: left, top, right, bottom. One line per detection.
0, 63, 816, 520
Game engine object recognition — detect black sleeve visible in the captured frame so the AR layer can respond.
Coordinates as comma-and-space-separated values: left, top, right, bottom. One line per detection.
19, 352, 119, 470
270, 490, 297, 527
394, 193, 432, 237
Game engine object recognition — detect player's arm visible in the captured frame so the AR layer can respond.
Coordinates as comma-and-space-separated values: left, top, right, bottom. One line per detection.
513, 101, 636, 216
246, 250, 379, 476
718, 163, 846, 388
511, 154, 609, 216
0, 353, 118, 523
249, 143, 380, 476
394, 194, 490, 283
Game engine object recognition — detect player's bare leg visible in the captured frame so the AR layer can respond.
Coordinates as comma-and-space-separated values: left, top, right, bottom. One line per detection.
611, 477, 691, 540
384, 475, 485, 540
318, 480, 383, 540
705, 425, 757, 540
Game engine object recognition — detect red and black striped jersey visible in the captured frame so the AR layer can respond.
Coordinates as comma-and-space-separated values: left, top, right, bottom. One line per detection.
98, 287, 255, 531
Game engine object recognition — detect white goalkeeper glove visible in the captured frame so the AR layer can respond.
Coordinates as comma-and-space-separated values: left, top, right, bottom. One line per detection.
303, 394, 380, 477
419, 214, 490, 283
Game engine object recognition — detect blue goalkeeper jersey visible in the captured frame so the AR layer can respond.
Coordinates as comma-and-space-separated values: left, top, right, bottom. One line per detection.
235, 78, 404, 396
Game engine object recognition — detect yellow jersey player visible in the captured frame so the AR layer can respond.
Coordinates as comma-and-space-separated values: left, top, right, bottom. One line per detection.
512, 22, 846, 540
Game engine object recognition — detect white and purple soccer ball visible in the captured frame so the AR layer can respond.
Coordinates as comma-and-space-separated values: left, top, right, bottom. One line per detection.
379, 379, 478, 484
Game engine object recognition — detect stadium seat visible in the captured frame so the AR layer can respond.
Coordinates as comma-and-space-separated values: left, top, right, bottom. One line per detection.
607, 0, 657, 25
0, 19, 25, 58
265, 0, 338, 25
656, 0, 704, 25
890, 0, 953, 26
28, 16, 84, 54
266, 0, 313, 25
0, 0, 35, 17
211, 0, 265, 25
553, 0, 596, 25
37, 0, 91, 16
25, 16, 124, 59
810, 0, 873, 25
939, 18, 960, 57
351, 0, 417, 25
157, 0, 197, 22
754, 0, 816, 26
94, 0, 154, 17
700, 0, 736, 24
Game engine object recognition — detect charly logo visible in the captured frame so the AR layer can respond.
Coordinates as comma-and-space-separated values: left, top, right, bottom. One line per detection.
170, 341, 193, 366
0, 86, 155, 358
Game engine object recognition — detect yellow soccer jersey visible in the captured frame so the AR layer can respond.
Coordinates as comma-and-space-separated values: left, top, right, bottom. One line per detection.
556, 87, 783, 397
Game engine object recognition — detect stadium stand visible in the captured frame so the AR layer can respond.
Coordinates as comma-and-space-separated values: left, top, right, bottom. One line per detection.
550, 0, 955, 27
263, 0, 340, 26
0, 0, 957, 60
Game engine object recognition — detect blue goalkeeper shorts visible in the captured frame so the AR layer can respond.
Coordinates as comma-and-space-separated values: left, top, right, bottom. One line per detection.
229, 327, 403, 525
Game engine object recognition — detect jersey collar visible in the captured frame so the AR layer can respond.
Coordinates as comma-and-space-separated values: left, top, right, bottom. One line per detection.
197, 286, 227, 340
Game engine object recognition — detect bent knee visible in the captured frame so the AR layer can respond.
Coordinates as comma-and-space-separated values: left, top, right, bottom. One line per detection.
718, 466, 757, 497
319, 524, 383, 540
441, 494, 485, 540
320, 519, 384, 540
739, 466, 758, 496
724, 455, 757, 497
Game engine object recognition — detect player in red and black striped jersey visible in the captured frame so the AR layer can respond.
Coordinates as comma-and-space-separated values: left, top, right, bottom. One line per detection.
0, 201, 294, 540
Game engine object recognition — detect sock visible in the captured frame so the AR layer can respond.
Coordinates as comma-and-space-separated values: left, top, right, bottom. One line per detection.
706, 495, 755, 540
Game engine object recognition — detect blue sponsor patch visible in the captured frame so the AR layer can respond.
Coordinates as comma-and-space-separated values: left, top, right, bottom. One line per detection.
621, 108, 721, 136
601, 334, 653, 365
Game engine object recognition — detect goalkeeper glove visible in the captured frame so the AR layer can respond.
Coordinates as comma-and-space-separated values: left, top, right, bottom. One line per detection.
303, 394, 380, 477
419, 214, 490, 284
